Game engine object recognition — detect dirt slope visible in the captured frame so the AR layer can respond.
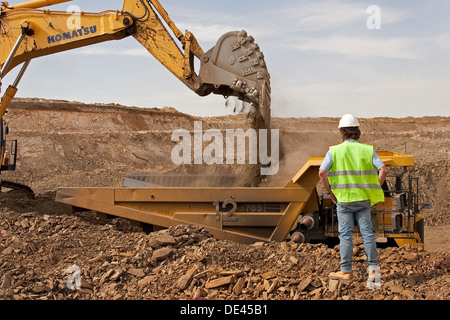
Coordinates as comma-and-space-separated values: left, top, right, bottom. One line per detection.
0, 98, 449, 301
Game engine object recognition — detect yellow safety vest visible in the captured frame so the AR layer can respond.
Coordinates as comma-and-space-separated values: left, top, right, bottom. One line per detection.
328, 142, 384, 206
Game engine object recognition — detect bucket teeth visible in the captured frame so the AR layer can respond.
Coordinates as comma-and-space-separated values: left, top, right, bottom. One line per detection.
199, 30, 271, 128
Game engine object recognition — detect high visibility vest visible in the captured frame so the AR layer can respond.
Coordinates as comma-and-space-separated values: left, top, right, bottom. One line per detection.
328, 142, 384, 206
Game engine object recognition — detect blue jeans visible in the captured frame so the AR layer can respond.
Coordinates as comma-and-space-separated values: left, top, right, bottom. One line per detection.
337, 200, 378, 273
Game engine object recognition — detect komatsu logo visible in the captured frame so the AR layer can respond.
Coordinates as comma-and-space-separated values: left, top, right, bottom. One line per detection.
47, 25, 97, 44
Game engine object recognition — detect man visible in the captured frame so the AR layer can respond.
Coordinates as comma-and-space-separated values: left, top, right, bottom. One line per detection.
318, 114, 388, 283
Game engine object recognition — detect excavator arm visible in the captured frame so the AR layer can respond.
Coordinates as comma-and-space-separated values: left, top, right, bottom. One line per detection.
0, 0, 271, 127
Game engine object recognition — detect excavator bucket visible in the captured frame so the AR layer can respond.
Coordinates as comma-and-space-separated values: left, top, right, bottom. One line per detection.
199, 30, 271, 128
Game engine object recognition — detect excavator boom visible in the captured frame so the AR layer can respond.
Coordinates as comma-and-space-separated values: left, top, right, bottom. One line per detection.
0, 0, 271, 127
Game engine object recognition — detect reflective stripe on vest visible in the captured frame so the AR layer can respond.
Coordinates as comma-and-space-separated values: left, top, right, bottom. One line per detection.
328, 142, 384, 206
328, 170, 378, 177
331, 183, 382, 189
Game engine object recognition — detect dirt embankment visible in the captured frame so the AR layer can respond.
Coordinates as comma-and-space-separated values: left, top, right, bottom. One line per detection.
0, 98, 449, 301
4, 98, 263, 192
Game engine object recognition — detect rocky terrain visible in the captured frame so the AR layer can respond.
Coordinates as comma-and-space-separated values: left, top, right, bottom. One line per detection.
0, 98, 449, 301
0, 196, 448, 301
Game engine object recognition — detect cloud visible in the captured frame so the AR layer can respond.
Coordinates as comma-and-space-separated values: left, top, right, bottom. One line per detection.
278, 0, 410, 32
75, 47, 149, 57
433, 32, 450, 50
292, 35, 424, 59
175, 22, 239, 45
284, 1, 365, 31
271, 76, 450, 118
166, 1, 420, 62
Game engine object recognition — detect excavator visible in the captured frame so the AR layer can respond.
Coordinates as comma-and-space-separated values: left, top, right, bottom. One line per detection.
0, 0, 271, 194
1, 1, 427, 248
0, 115, 33, 195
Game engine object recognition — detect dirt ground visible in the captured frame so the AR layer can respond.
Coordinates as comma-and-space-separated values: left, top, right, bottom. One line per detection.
0, 98, 449, 300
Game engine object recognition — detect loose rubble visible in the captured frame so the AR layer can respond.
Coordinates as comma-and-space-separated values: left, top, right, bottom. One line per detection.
1, 193, 449, 300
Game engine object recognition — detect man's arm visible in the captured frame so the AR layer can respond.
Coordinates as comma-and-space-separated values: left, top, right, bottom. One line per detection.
372, 151, 388, 186
378, 166, 388, 185
319, 169, 337, 204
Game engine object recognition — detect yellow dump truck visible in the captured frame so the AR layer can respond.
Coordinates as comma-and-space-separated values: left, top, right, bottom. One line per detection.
56, 151, 426, 248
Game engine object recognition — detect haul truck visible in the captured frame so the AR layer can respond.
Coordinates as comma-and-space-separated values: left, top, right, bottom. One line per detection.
56, 152, 426, 248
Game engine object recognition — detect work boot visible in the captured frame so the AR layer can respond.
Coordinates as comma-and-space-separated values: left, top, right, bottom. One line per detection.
329, 271, 353, 283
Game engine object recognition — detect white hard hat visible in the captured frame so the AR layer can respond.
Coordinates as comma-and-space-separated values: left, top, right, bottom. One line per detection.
338, 114, 360, 128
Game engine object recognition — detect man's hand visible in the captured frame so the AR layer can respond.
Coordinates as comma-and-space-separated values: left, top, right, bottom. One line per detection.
329, 191, 337, 204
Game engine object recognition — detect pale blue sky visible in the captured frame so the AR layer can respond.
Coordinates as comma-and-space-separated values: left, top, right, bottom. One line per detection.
4, 0, 450, 118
